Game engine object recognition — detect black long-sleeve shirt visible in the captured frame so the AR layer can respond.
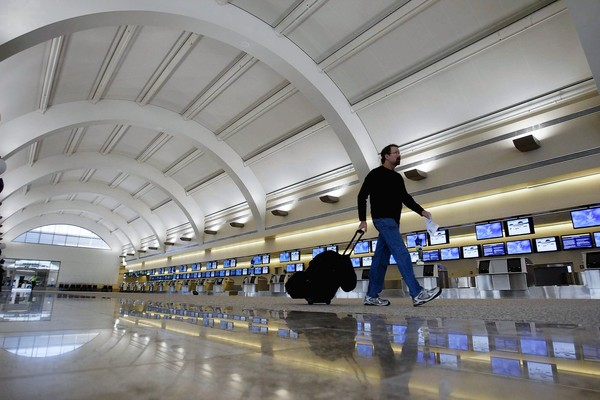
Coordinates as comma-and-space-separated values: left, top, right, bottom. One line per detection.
357, 166, 424, 224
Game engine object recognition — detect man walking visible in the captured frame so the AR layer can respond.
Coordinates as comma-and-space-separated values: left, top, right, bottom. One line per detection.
357, 144, 442, 306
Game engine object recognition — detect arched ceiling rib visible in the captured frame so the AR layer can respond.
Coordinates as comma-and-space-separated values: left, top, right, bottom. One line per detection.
6, 200, 138, 250
2, 182, 164, 250
5, 214, 121, 250
0, 0, 377, 175
2, 151, 203, 237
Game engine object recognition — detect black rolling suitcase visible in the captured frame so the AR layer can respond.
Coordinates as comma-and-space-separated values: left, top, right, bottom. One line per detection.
285, 229, 365, 304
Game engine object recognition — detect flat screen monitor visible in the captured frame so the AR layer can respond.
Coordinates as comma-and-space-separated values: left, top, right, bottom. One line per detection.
251, 255, 262, 265
561, 233, 593, 250
462, 245, 481, 259
350, 257, 361, 267
534, 236, 560, 253
483, 242, 506, 257
440, 247, 460, 260
475, 222, 503, 240
506, 239, 532, 255
504, 217, 535, 236
354, 241, 370, 254
428, 229, 449, 245
235, 269, 242, 276
312, 247, 325, 258
409, 252, 418, 263
406, 232, 427, 248
230, 259, 237, 267
571, 206, 600, 229
422, 249, 440, 262
491, 357, 521, 377
370, 239, 377, 252
295, 263, 304, 271
254, 267, 263, 275
279, 251, 291, 262
262, 266, 269, 274
326, 244, 338, 252
290, 250, 300, 261
390, 254, 397, 264
362, 256, 372, 267
262, 254, 270, 264
285, 264, 295, 273
594, 232, 600, 247
223, 259, 230, 268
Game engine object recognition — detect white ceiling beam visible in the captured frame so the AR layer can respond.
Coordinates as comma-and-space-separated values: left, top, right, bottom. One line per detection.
136, 132, 172, 162
163, 148, 204, 177
100, 124, 129, 154
64, 127, 86, 155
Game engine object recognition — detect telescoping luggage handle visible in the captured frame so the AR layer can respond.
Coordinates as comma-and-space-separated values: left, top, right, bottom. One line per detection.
342, 229, 366, 256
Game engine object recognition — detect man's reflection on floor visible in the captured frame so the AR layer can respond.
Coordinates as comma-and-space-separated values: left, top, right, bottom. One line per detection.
285, 311, 357, 361
365, 314, 424, 399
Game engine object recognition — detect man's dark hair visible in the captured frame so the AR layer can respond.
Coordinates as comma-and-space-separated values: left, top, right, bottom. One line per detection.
380, 144, 399, 164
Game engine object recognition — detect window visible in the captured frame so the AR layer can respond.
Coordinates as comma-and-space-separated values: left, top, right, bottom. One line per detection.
13, 224, 110, 250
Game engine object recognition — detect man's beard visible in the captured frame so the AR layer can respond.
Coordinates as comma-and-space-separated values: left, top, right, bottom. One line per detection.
394, 158, 401, 166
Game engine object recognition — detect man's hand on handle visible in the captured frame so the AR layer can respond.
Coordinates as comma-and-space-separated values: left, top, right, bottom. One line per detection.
358, 221, 368, 233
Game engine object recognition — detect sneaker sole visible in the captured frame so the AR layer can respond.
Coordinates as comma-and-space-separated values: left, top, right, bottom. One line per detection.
413, 288, 442, 307
364, 302, 391, 306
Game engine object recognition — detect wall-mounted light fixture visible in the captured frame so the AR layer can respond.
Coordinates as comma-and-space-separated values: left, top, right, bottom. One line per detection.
319, 195, 339, 204
180, 237, 192, 242
513, 134, 541, 152
164, 241, 175, 246
230, 222, 245, 228
271, 209, 289, 216
126, 252, 135, 256
204, 229, 218, 235
137, 249, 146, 253
404, 169, 428, 181
148, 246, 159, 250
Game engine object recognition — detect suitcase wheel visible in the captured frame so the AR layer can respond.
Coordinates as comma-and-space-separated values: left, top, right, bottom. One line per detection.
307, 299, 314, 305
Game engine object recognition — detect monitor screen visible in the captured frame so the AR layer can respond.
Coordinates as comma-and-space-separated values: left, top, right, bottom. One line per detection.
362, 256, 372, 267
428, 229, 449, 245
406, 232, 427, 248
223, 259, 230, 268
312, 247, 325, 257
370, 239, 377, 252
354, 241, 370, 254
295, 263, 304, 271
285, 264, 296, 273
506, 239, 532, 255
262, 266, 269, 274
326, 244, 338, 252
593, 231, 600, 247
279, 251, 291, 262
290, 250, 300, 261
504, 217, 535, 236
390, 254, 397, 264
251, 255, 262, 265
482, 242, 506, 257
475, 222, 503, 240
571, 207, 600, 229
262, 254, 270, 264
235, 269, 242, 276
561, 233, 593, 250
409, 252, 418, 263
462, 245, 481, 259
491, 357, 521, 377
350, 257, 361, 267
254, 267, 262, 275
534, 236, 560, 253
230, 259, 237, 267
440, 247, 460, 260
422, 249, 440, 261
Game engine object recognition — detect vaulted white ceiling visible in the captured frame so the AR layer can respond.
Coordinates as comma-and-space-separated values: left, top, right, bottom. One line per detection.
1, 0, 599, 260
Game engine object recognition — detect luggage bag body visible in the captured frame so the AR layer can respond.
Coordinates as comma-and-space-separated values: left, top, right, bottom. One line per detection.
285, 230, 364, 304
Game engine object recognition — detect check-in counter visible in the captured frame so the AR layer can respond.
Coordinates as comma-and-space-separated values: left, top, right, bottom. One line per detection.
413, 264, 439, 290
355, 269, 370, 293
242, 276, 269, 296
475, 257, 529, 291
214, 278, 236, 294
203, 278, 214, 292
270, 275, 287, 294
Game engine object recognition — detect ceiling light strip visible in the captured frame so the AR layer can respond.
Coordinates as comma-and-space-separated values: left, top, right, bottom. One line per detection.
64, 127, 86, 155
182, 54, 258, 120
89, 25, 139, 102
163, 149, 204, 177
39, 36, 64, 112
275, 0, 328, 36
137, 132, 172, 162
218, 84, 297, 141
137, 32, 201, 105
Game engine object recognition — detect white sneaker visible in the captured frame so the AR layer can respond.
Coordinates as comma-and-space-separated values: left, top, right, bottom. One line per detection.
412, 287, 442, 307
364, 296, 391, 306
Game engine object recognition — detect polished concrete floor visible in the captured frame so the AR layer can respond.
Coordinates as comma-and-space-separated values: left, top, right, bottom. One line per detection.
1, 289, 600, 400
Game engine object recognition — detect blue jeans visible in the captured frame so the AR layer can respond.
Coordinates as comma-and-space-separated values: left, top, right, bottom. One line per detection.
367, 218, 423, 298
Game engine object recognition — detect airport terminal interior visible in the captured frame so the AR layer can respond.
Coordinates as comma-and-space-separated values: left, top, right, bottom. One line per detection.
1, 1, 600, 399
